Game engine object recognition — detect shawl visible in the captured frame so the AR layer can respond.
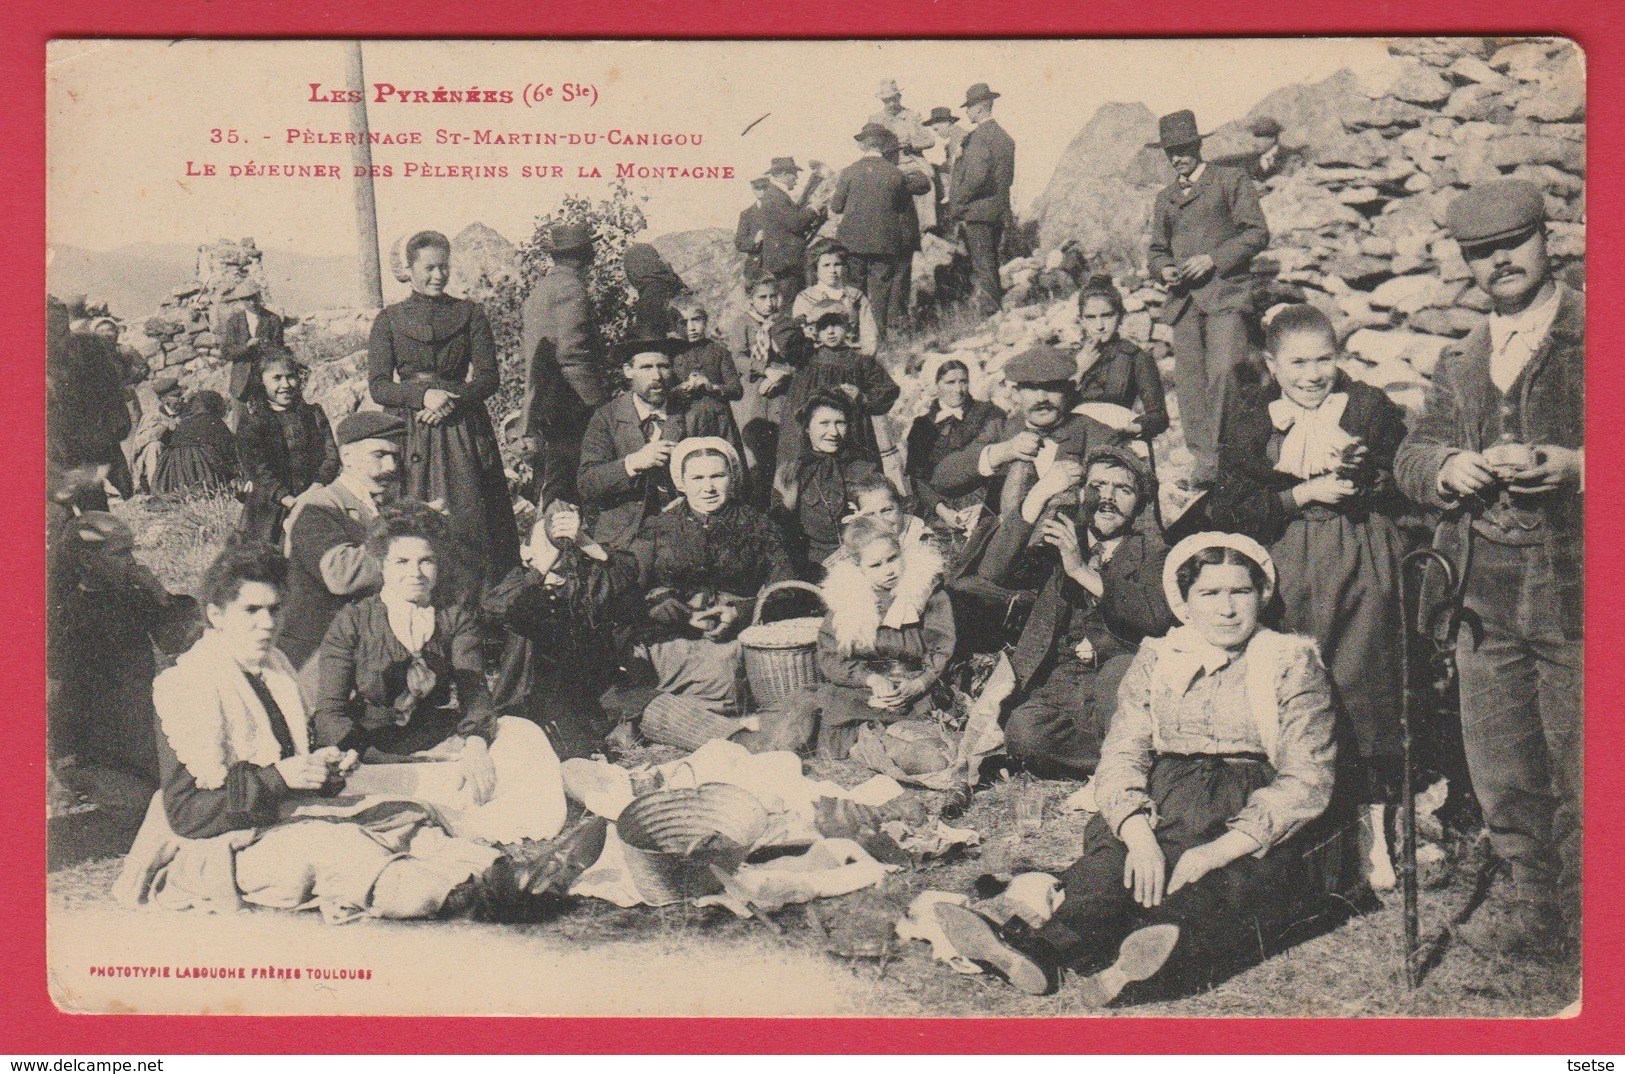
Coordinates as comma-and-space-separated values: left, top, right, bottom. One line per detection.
1140, 625, 1300, 768
1268, 391, 1354, 479
822, 535, 945, 656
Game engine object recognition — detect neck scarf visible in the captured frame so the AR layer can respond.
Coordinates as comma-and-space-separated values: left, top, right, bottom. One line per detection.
1269, 392, 1353, 479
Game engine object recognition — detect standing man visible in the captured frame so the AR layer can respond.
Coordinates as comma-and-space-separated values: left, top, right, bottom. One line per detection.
753, 157, 826, 306
948, 83, 1016, 318
279, 411, 404, 683
521, 221, 608, 505
1394, 180, 1583, 958
832, 123, 931, 344
735, 176, 772, 283
869, 79, 939, 234
218, 280, 286, 424
923, 106, 967, 230
577, 339, 745, 551
1146, 108, 1269, 487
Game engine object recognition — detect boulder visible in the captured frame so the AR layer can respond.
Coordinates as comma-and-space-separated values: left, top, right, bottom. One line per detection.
450, 222, 520, 301
1446, 55, 1505, 86
1345, 328, 1450, 378
1516, 69, 1585, 123
1367, 274, 1434, 311
1032, 100, 1165, 268
1261, 180, 1365, 235
1487, 134, 1586, 174
1407, 307, 1481, 337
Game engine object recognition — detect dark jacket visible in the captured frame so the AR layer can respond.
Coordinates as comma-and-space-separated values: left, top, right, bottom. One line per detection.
736, 203, 766, 281
1209, 368, 1408, 546
1147, 163, 1269, 323
675, 338, 744, 404
948, 118, 1016, 226
776, 345, 902, 469
577, 392, 745, 551
1394, 285, 1584, 638
235, 400, 340, 547
931, 410, 1106, 503
520, 261, 607, 439
279, 480, 381, 669
630, 499, 796, 644
312, 596, 496, 759
1077, 336, 1171, 440
832, 156, 932, 257
775, 448, 886, 571
905, 398, 1001, 511
47, 333, 131, 473
219, 304, 287, 403
624, 243, 688, 338
751, 184, 823, 277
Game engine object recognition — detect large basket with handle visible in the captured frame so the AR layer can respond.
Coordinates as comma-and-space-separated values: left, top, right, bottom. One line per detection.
738, 580, 825, 709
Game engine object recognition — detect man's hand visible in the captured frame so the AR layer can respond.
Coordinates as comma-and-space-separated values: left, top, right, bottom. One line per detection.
1160, 266, 1183, 287
993, 429, 1043, 468
1508, 445, 1583, 495
1042, 514, 1085, 574
627, 438, 676, 474
1439, 451, 1497, 498
1177, 254, 1216, 285
1119, 814, 1167, 909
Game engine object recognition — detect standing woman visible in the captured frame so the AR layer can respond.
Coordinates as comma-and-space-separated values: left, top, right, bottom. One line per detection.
368, 230, 521, 586
236, 351, 340, 547
1073, 275, 1170, 461
904, 358, 998, 522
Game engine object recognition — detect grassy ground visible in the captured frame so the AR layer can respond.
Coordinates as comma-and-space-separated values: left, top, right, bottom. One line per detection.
52, 479, 1579, 1019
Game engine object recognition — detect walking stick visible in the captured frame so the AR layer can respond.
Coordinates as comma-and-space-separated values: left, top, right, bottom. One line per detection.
1397, 547, 1463, 988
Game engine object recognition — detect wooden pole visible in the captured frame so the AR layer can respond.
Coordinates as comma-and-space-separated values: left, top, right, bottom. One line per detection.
346, 42, 384, 309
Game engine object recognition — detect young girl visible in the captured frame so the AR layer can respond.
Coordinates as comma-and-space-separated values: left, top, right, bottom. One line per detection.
775, 304, 900, 472
669, 294, 744, 405
792, 242, 879, 356
745, 514, 954, 759
236, 352, 340, 546
1073, 275, 1169, 459
1207, 302, 1408, 887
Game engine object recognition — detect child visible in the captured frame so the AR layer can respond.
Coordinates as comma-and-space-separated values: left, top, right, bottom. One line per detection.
1208, 302, 1408, 887
236, 352, 340, 546
792, 242, 879, 356
827, 473, 934, 570
1073, 275, 1170, 458
745, 514, 953, 759
669, 293, 744, 405
776, 302, 900, 473
724, 273, 805, 508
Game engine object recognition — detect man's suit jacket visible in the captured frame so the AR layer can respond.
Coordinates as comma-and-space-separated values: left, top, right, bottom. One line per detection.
219, 304, 286, 402
520, 262, 607, 440
1147, 162, 1269, 323
948, 119, 1016, 226
756, 184, 823, 277
577, 393, 745, 550
279, 480, 381, 669
735, 203, 765, 280
831, 156, 931, 257
931, 410, 1106, 502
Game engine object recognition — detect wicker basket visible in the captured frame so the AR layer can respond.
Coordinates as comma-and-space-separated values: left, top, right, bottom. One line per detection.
739, 580, 825, 710
616, 777, 770, 906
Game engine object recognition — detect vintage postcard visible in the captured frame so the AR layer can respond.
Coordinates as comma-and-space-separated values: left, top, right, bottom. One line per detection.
44, 36, 1585, 1019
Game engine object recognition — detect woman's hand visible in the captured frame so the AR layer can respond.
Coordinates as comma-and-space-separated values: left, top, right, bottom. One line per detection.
702, 603, 740, 640
1167, 830, 1260, 896
1119, 813, 1167, 909
866, 673, 901, 708
273, 753, 331, 791
1293, 473, 1357, 507
420, 388, 459, 426
456, 737, 497, 805
682, 373, 712, 396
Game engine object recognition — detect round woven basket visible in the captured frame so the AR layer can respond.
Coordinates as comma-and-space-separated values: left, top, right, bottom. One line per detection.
616, 781, 770, 906
739, 580, 825, 709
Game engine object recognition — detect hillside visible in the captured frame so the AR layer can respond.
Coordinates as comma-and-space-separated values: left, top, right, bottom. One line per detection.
48, 242, 362, 318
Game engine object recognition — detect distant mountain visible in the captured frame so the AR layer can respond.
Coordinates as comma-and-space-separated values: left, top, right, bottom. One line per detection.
47, 242, 363, 319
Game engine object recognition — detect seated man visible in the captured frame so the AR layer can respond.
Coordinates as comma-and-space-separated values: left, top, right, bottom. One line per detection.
996, 447, 1175, 776
278, 411, 404, 685
578, 338, 746, 551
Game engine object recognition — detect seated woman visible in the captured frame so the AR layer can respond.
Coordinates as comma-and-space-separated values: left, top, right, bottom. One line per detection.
113, 542, 560, 924
235, 351, 340, 547
484, 498, 643, 760
746, 514, 953, 759
903, 357, 999, 527
629, 437, 795, 750
933, 532, 1337, 1003
153, 389, 238, 496
775, 391, 888, 576
312, 503, 568, 845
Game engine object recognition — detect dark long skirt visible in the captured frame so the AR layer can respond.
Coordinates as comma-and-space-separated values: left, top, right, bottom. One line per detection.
396, 405, 522, 586
153, 444, 231, 495
1039, 753, 1318, 996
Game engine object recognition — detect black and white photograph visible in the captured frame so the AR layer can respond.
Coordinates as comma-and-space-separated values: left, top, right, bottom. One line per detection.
44, 36, 1585, 1018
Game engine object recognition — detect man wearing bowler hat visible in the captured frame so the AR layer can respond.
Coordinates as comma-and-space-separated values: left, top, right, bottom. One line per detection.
1395, 179, 1584, 958
279, 410, 406, 684
218, 279, 286, 427
832, 122, 932, 343
948, 83, 1016, 318
521, 220, 609, 505
750, 157, 826, 306
1146, 108, 1269, 487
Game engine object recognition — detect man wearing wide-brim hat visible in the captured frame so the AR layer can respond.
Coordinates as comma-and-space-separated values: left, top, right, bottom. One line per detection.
743, 155, 826, 306
947, 82, 1016, 318
217, 276, 285, 423
520, 219, 608, 505
1145, 107, 1269, 488
831, 121, 933, 343
1394, 178, 1584, 960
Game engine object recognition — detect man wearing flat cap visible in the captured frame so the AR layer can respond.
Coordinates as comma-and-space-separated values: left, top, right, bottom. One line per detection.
129, 375, 186, 494
1146, 108, 1270, 487
279, 410, 406, 681
218, 279, 286, 424
1395, 178, 1584, 959
831, 122, 933, 342
520, 220, 608, 504
948, 83, 1016, 317
578, 338, 746, 551
740, 157, 826, 306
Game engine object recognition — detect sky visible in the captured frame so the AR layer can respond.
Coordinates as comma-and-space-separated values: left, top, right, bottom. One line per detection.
47, 38, 1393, 259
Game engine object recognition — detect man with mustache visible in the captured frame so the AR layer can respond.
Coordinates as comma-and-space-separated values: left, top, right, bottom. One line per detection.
279, 411, 405, 688
1395, 179, 1584, 960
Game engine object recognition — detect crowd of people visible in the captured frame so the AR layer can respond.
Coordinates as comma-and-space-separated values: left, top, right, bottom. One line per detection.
45, 88, 1583, 1005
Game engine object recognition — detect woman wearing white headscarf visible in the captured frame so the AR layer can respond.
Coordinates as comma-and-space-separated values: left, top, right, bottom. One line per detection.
933, 533, 1337, 1004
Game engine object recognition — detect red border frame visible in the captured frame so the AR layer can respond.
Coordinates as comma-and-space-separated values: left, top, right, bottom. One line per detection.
6, 0, 1620, 1054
